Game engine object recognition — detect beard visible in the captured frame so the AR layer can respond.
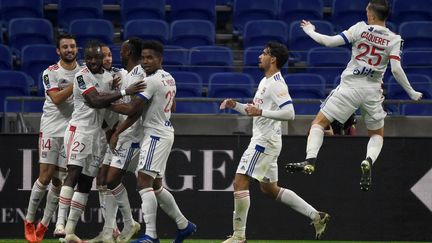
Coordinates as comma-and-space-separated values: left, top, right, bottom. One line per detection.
60, 53, 77, 63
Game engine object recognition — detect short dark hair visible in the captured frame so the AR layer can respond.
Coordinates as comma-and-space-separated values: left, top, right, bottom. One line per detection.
141, 40, 163, 57
368, 0, 390, 21
84, 40, 102, 55
265, 42, 288, 70
56, 32, 76, 48
127, 37, 144, 62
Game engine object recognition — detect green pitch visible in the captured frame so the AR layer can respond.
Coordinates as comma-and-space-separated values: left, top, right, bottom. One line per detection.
2, 240, 432, 243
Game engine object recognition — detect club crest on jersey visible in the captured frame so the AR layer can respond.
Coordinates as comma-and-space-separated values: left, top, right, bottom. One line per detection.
77, 75, 86, 90
43, 74, 50, 88
368, 26, 374, 32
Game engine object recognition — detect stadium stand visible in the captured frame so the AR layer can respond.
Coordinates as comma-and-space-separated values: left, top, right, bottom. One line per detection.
170, 20, 215, 48
0, 44, 12, 70
171, 71, 203, 98
0, 0, 44, 27
123, 19, 169, 44
8, 18, 54, 55
331, 0, 369, 31
0, 70, 30, 112
120, 0, 165, 25
170, 0, 216, 24
57, 0, 103, 30
243, 20, 288, 48
20, 44, 58, 86
207, 72, 254, 98
391, 0, 432, 25
398, 21, 432, 49
163, 45, 189, 72
69, 19, 114, 47
232, 0, 278, 35
279, 0, 323, 25
402, 48, 432, 77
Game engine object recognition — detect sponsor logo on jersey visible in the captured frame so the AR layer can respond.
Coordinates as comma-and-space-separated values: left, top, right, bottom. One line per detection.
43, 74, 50, 88
77, 75, 86, 89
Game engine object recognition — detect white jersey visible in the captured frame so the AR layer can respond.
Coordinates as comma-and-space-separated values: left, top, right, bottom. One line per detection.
137, 69, 175, 138
103, 67, 128, 129
251, 72, 293, 156
118, 64, 146, 141
40, 62, 82, 137
340, 21, 403, 89
69, 68, 114, 131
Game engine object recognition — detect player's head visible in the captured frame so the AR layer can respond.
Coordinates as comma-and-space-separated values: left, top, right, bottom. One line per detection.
367, 0, 390, 23
100, 43, 113, 71
120, 37, 143, 67
141, 40, 163, 75
56, 33, 77, 64
84, 40, 104, 74
259, 42, 288, 71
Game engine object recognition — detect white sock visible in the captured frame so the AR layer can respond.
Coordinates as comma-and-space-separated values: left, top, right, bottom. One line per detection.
57, 186, 74, 227
26, 179, 48, 222
139, 188, 158, 239
232, 190, 250, 239
103, 190, 117, 232
155, 187, 188, 229
366, 134, 383, 164
41, 183, 61, 226
111, 183, 133, 228
65, 192, 88, 235
276, 188, 318, 220
97, 185, 107, 221
306, 124, 325, 159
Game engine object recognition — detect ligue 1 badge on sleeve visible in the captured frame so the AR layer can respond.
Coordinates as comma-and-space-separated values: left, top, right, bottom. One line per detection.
77, 75, 86, 90
43, 74, 50, 88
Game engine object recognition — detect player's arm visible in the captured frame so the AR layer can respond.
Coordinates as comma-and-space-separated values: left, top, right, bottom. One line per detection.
84, 81, 146, 108
47, 83, 74, 105
301, 20, 346, 47
390, 59, 423, 101
219, 99, 248, 115
245, 102, 295, 121
109, 95, 146, 116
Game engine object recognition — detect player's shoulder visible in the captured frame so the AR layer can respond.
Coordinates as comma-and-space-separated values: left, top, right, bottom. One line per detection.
129, 64, 145, 77
46, 63, 60, 72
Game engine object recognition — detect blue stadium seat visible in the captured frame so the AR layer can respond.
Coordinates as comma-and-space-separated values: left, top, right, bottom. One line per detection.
243, 20, 288, 48
386, 21, 397, 33
0, 70, 30, 112
387, 74, 432, 100
123, 19, 169, 44
402, 48, 432, 77
391, 0, 432, 25
331, 0, 369, 31
188, 46, 233, 85
170, 71, 202, 97
208, 72, 254, 98
288, 20, 335, 62
171, 0, 216, 24
284, 73, 326, 115
121, 0, 165, 25
279, 0, 323, 25
69, 19, 114, 47
0, 44, 12, 70
170, 20, 215, 48
103, 0, 118, 4
232, 0, 278, 35
8, 18, 54, 55
108, 44, 122, 68
21, 44, 58, 87
175, 101, 219, 114
163, 45, 189, 72
401, 103, 432, 116
58, 0, 103, 30
0, 0, 43, 26
307, 47, 351, 88
399, 21, 432, 49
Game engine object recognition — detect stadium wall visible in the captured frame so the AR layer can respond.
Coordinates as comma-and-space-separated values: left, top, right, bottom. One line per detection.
0, 134, 431, 241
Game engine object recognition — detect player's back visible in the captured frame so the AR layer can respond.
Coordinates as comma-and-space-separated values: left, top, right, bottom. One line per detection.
341, 21, 402, 88
138, 69, 176, 137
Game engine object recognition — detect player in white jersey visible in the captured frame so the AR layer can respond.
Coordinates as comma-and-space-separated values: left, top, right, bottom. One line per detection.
219, 42, 329, 243
23, 33, 81, 243
55, 40, 146, 243
285, 0, 423, 192
90, 38, 145, 243
109, 41, 196, 243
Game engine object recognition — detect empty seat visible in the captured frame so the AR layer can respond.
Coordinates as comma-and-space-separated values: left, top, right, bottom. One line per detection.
163, 46, 189, 72
399, 21, 432, 49
331, 0, 369, 31
243, 20, 288, 48
170, 71, 202, 97
69, 19, 114, 47
170, 20, 215, 48
21, 44, 58, 86
8, 18, 54, 54
124, 19, 169, 44
279, 0, 323, 25
171, 0, 216, 23
284, 73, 326, 115
0, 44, 12, 70
208, 72, 254, 98
289, 20, 335, 62
391, 0, 432, 25
402, 48, 432, 77
108, 44, 122, 68
58, 0, 103, 30
233, 0, 278, 35
189, 46, 233, 85
387, 74, 432, 100
121, 0, 165, 25
0, 70, 30, 112
307, 47, 351, 88
0, 0, 43, 25
175, 101, 219, 114
401, 103, 432, 116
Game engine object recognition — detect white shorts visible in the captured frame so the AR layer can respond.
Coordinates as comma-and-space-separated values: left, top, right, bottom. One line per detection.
137, 133, 174, 178
321, 85, 387, 130
38, 133, 67, 169
64, 125, 103, 177
102, 144, 113, 166
110, 140, 140, 172
236, 144, 279, 183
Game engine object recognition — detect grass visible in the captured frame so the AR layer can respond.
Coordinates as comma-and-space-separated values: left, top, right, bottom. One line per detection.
3, 240, 432, 243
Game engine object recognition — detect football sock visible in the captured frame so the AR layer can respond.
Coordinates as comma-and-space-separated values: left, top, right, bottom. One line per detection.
233, 190, 250, 238
26, 179, 48, 222
65, 192, 88, 234
277, 188, 318, 221
112, 183, 132, 228
57, 186, 74, 227
139, 188, 158, 239
306, 124, 325, 160
41, 183, 61, 227
155, 187, 188, 229
366, 134, 383, 165
97, 185, 107, 221
103, 189, 117, 232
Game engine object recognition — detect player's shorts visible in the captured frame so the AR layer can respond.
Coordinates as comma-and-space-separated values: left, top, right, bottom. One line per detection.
102, 144, 112, 166
236, 143, 279, 183
137, 133, 174, 178
321, 85, 387, 130
38, 133, 67, 169
64, 125, 103, 177
110, 140, 140, 172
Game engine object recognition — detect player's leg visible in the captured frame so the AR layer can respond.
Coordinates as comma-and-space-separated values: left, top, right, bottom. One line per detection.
134, 171, 158, 242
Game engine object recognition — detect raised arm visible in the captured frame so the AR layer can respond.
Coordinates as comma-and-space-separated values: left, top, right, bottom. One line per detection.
301, 20, 346, 47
